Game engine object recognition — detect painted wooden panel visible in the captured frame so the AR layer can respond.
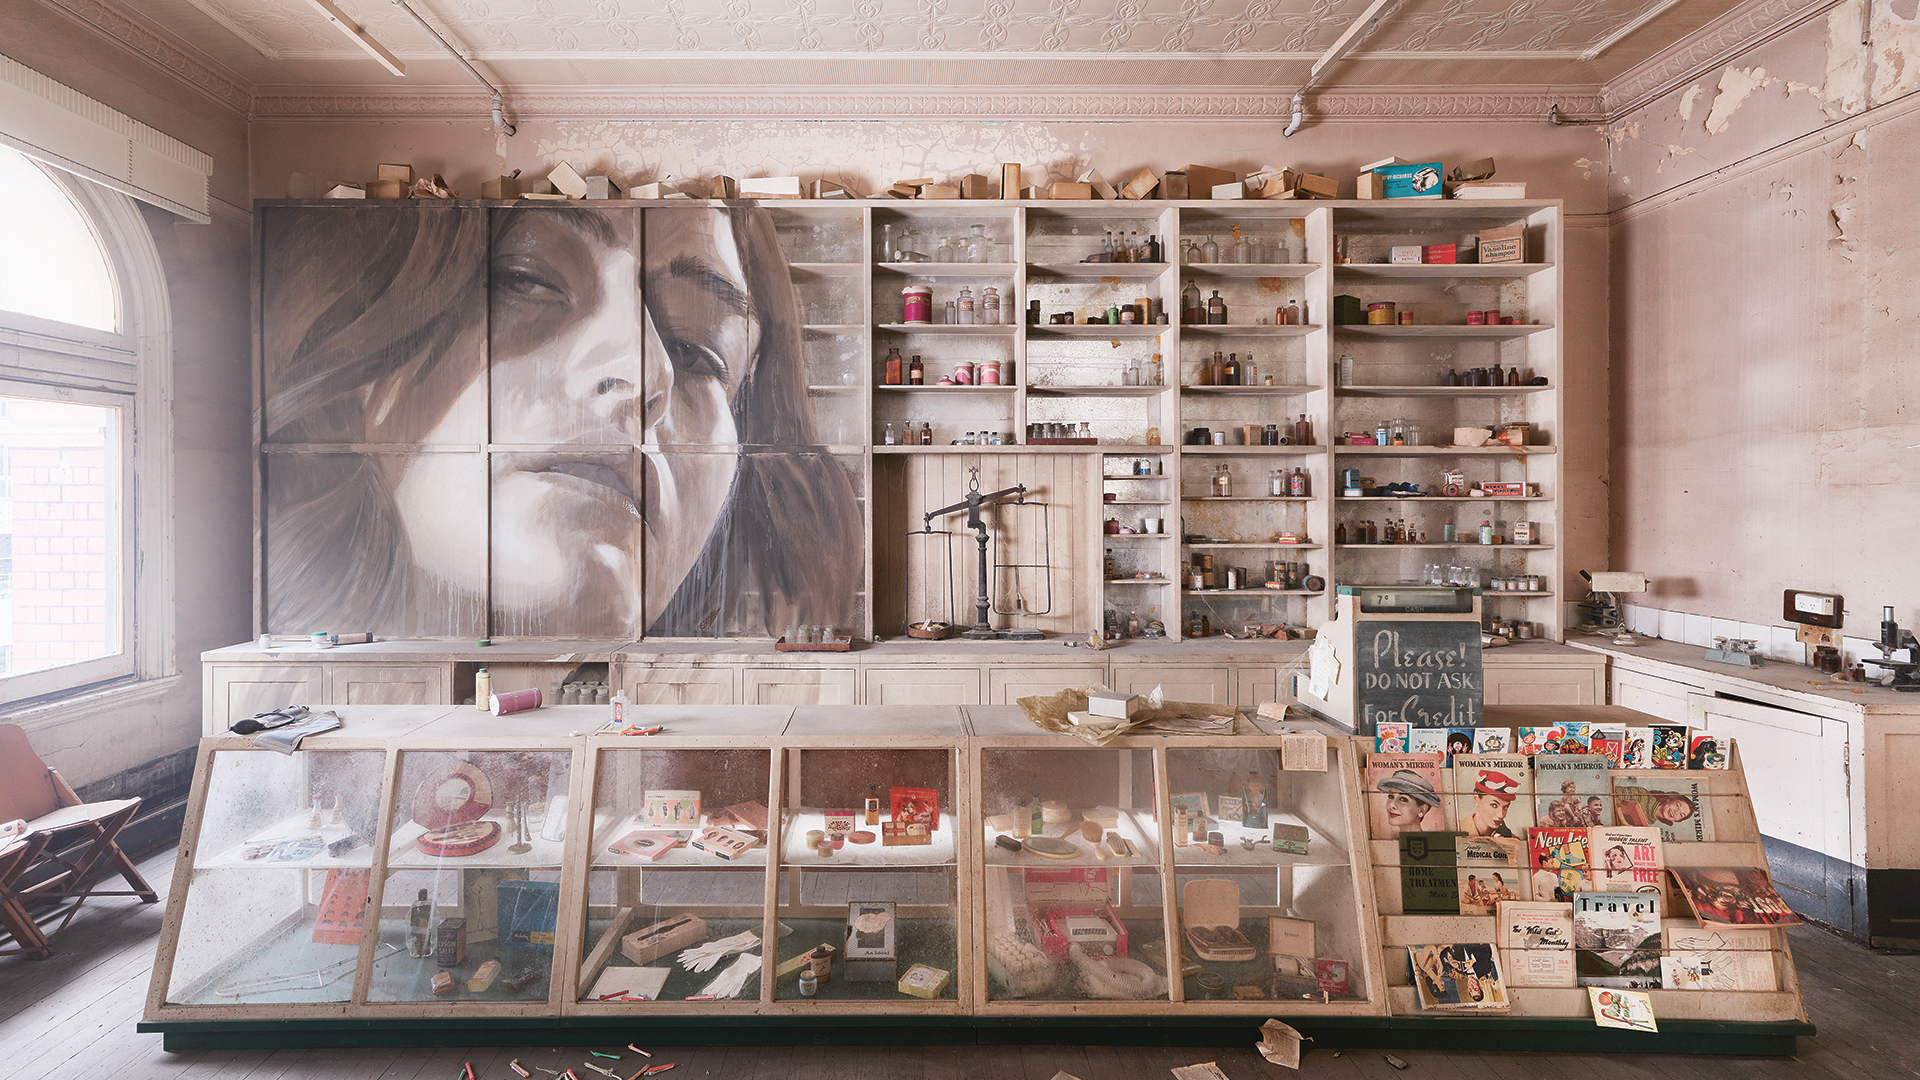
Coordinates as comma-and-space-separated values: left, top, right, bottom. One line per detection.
863, 666, 982, 706
328, 664, 447, 707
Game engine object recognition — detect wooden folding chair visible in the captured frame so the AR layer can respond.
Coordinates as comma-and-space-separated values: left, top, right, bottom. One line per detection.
0, 724, 159, 959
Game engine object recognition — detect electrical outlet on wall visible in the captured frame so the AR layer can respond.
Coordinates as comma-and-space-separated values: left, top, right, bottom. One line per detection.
1796, 623, 1837, 647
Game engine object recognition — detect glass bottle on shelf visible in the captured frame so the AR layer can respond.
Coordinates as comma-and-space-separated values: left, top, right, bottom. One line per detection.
1181, 280, 1202, 324
883, 422, 896, 446
1339, 353, 1355, 386
1222, 353, 1240, 385
1077, 421, 1094, 441
1290, 466, 1309, 497
1391, 417, 1406, 445
934, 236, 956, 263
969, 223, 995, 263
1148, 352, 1164, 386
1180, 237, 1195, 263
1205, 350, 1224, 386
1286, 299, 1302, 326
908, 354, 924, 384
1102, 229, 1114, 260
1105, 548, 1116, 577
1293, 413, 1313, 446
956, 286, 975, 324
1123, 359, 1140, 386
879, 222, 894, 262
982, 286, 1001, 324
920, 420, 932, 445
1201, 234, 1219, 263
1230, 225, 1249, 265
1269, 469, 1284, 496
1213, 464, 1232, 498
1243, 353, 1258, 385
408, 889, 433, 957
1207, 291, 1227, 324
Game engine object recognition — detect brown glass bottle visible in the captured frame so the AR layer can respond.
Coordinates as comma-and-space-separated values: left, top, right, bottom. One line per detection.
908, 354, 924, 385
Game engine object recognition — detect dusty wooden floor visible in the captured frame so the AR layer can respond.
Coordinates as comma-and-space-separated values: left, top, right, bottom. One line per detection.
3, 848, 1917, 1079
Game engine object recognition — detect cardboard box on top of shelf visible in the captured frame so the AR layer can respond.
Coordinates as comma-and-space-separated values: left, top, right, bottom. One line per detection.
1181, 164, 1236, 199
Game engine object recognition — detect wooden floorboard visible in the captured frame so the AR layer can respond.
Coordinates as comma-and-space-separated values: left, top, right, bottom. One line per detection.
6, 848, 1920, 1080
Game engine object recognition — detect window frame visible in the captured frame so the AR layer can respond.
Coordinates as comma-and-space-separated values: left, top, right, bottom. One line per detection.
0, 150, 173, 707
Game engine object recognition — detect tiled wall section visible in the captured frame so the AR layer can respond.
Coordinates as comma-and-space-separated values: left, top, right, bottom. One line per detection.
1620, 604, 1880, 671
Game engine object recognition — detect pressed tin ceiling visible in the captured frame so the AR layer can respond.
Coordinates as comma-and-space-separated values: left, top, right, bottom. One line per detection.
117, 0, 1754, 90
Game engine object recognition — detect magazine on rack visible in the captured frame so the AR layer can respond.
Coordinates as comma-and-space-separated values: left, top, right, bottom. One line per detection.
1671, 866, 1804, 927
1611, 772, 1714, 842
1573, 891, 1663, 989
1367, 752, 1447, 839
1534, 754, 1612, 827
1452, 754, 1532, 840
1528, 827, 1591, 902
1407, 943, 1511, 1010
1497, 900, 1575, 988
1457, 836, 1526, 915
1590, 825, 1665, 903
1661, 922, 1778, 990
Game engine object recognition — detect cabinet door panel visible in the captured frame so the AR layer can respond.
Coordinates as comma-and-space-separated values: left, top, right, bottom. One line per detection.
204, 665, 327, 735
1610, 667, 1695, 721
1235, 666, 1280, 709
864, 667, 982, 706
1111, 664, 1229, 704
986, 666, 1110, 705
327, 664, 448, 706
1483, 664, 1601, 706
743, 667, 856, 706
626, 666, 738, 706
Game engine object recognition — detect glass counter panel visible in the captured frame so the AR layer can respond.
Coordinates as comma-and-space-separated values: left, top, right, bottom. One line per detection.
575, 747, 774, 1004
1166, 746, 1368, 1006
774, 748, 959, 1002
979, 747, 1169, 1003
164, 749, 385, 1005
367, 749, 572, 1004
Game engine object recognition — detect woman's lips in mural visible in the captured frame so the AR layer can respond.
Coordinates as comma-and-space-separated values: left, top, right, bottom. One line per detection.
531, 461, 641, 519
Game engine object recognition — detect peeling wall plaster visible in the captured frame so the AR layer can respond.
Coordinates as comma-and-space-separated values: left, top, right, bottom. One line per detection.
1869, 0, 1920, 101
1826, 0, 1873, 117
1705, 66, 1778, 134
1679, 84, 1704, 120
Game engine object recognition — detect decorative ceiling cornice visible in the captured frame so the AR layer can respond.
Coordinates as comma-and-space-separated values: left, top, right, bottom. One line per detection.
38, 0, 253, 115
248, 85, 1607, 123
1601, 0, 1838, 117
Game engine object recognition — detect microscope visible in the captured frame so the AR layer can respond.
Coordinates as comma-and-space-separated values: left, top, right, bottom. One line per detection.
1863, 605, 1920, 691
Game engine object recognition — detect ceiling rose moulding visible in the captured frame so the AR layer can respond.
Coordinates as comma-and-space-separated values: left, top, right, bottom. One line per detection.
41, 0, 255, 115
1601, 0, 1838, 116
248, 86, 1606, 123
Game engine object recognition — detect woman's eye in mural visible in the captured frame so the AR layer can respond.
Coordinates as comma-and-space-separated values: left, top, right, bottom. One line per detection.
658, 330, 730, 383
492, 255, 570, 303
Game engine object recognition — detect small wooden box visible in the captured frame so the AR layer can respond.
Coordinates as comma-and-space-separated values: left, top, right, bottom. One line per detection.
549, 162, 589, 199
1293, 172, 1340, 199
708, 175, 738, 199
1160, 171, 1189, 199
1119, 168, 1158, 200
920, 184, 960, 200
366, 179, 406, 200
621, 912, 708, 965
481, 175, 523, 199
377, 163, 414, 183
960, 173, 990, 199
1049, 182, 1093, 200
1001, 163, 1023, 198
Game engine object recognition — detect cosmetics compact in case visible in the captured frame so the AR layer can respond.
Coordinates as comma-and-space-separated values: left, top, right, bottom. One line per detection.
844, 901, 898, 981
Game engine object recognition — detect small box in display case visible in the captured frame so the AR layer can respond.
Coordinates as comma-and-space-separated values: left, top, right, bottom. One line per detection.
435, 917, 467, 967
897, 963, 951, 998
844, 901, 898, 981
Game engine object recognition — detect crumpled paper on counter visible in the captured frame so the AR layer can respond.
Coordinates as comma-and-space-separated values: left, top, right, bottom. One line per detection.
1016, 685, 1240, 745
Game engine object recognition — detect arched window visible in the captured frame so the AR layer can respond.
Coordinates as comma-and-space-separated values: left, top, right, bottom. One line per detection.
0, 147, 118, 332
0, 144, 171, 704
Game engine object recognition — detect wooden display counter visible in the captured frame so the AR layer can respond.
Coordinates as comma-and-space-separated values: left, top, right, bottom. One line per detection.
141, 703, 1809, 1055
200, 637, 1605, 735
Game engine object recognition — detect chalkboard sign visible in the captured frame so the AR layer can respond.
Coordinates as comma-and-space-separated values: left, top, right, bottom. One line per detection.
1357, 620, 1483, 732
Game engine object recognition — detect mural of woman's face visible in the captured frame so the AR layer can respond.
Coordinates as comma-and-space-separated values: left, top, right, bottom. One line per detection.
639, 210, 759, 627
389, 209, 758, 630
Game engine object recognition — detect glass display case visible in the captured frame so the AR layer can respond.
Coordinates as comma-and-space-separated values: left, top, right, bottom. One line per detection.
970, 733, 1376, 1014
